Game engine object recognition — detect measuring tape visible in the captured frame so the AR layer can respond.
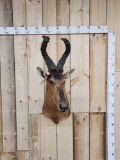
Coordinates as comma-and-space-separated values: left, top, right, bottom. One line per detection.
107, 32, 115, 160
0, 26, 108, 35
0, 26, 115, 160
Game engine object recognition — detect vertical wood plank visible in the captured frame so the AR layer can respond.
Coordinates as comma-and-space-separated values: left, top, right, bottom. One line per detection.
70, 0, 89, 112
71, 34, 89, 112
29, 113, 41, 159
90, 0, 107, 112
70, 0, 89, 159
57, 116, 73, 160
0, 1, 3, 150
0, 0, 12, 152
114, 72, 120, 160
70, 0, 89, 26
12, 0, 29, 150
1, 37, 16, 152
107, 1, 120, 159
12, 0, 26, 27
90, 0, 107, 111
0, 0, 13, 27
90, 113, 106, 160
0, 78, 2, 152
14, 36, 28, 150
0, 7, 3, 151
26, 0, 43, 159
90, 0, 107, 159
27, 35, 44, 114
90, 0, 106, 25
107, 0, 120, 71
107, 0, 116, 32
90, 34, 107, 112
26, 0, 44, 113
41, 115, 57, 160
0, 0, 16, 151
41, 1, 57, 159
74, 113, 89, 160
56, 1, 73, 160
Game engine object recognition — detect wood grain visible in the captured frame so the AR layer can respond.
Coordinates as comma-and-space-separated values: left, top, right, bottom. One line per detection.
13, 0, 28, 150
29, 113, 41, 159
57, 116, 73, 160
70, 1, 89, 160
71, 34, 89, 112
1, 37, 16, 149
12, 0, 26, 27
70, 0, 89, 25
0, 151, 29, 160
41, 115, 57, 160
90, 0, 107, 112
70, 0, 89, 112
107, 2, 120, 158
90, 34, 107, 112
41, 0, 57, 159
1, 37, 16, 152
90, 0, 106, 25
56, 1, 73, 159
0, 3, 3, 151
74, 113, 89, 160
14, 36, 29, 150
15, 151, 29, 160
90, 113, 106, 160
26, 0, 43, 159
26, 0, 44, 114
0, 76, 2, 151
107, 0, 120, 71
114, 72, 120, 160
90, 1, 107, 159
0, 0, 16, 152
0, 153, 15, 160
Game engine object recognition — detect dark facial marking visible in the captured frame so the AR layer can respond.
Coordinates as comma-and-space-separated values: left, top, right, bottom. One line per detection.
58, 88, 66, 102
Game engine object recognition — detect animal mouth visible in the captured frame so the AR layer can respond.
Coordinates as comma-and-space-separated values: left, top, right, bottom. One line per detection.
59, 104, 68, 112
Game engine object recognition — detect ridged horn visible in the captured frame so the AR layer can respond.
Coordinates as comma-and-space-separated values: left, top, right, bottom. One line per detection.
57, 38, 71, 70
41, 36, 57, 71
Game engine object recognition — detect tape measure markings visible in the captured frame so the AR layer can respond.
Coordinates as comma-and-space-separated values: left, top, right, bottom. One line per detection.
107, 32, 115, 160
0, 26, 108, 35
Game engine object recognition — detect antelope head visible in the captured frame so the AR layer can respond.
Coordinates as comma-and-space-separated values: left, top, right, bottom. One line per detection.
37, 36, 75, 124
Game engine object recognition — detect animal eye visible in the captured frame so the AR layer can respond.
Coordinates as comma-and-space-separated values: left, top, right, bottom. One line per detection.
49, 80, 54, 85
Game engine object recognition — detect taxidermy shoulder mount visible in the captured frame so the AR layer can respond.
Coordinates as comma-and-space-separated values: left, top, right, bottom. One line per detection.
37, 36, 75, 124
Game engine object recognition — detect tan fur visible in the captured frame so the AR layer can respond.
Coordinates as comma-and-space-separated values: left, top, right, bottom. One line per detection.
43, 77, 70, 124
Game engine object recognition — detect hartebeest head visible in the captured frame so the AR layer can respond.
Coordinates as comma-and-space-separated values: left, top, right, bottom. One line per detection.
37, 36, 75, 124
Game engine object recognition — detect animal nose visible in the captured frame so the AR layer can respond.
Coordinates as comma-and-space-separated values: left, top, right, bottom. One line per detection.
59, 104, 68, 112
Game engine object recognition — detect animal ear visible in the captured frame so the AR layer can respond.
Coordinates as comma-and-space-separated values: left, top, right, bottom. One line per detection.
37, 67, 48, 79
62, 68, 75, 79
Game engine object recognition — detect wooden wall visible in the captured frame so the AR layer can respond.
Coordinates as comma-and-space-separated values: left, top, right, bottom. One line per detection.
0, 0, 119, 160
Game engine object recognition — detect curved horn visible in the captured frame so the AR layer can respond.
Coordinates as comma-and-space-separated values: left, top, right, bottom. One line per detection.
57, 38, 71, 70
41, 36, 57, 70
